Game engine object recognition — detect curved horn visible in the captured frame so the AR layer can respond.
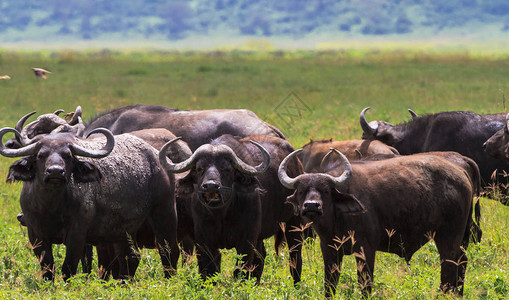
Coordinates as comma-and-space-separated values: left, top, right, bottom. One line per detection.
68, 106, 82, 125
228, 140, 270, 175
278, 148, 302, 189
408, 109, 418, 119
19, 120, 40, 146
320, 148, 353, 189
159, 137, 202, 173
360, 107, 377, 137
0, 128, 40, 157
15, 111, 37, 132
70, 128, 115, 158
355, 149, 362, 159
54, 109, 65, 116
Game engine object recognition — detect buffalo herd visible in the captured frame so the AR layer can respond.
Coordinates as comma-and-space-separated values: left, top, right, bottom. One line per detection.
1, 104, 508, 297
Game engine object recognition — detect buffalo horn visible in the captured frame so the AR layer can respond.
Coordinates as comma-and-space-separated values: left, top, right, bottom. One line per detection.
159, 137, 199, 173
0, 127, 40, 157
54, 109, 65, 116
19, 120, 40, 146
14, 111, 37, 145
320, 148, 353, 189
278, 148, 302, 189
408, 108, 418, 119
229, 140, 270, 175
160, 139, 270, 175
70, 128, 115, 158
68, 106, 82, 125
15, 111, 37, 134
360, 107, 377, 137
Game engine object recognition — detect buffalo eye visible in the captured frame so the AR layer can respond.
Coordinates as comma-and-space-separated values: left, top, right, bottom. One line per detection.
195, 166, 204, 173
60, 151, 72, 160
219, 164, 233, 172
37, 151, 48, 160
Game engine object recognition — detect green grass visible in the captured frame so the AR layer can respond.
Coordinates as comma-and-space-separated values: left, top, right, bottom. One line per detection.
0, 49, 509, 298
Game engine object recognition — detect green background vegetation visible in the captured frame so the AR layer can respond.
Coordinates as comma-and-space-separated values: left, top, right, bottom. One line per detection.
2, 0, 509, 42
0, 49, 509, 298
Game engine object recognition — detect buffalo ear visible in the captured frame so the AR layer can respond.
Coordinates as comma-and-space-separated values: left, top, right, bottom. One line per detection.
6, 157, 36, 183
73, 160, 102, 182
332, 189, 366, 214
285, 191, 299, 216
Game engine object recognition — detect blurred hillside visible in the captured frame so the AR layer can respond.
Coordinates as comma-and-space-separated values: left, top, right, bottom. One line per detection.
1, 0, 509, 44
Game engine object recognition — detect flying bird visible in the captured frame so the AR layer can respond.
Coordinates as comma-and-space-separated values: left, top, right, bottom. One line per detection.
0, 75, 10, 80
32, 68, 51, 79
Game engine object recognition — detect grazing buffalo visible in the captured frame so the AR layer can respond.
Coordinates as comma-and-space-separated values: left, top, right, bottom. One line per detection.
360, 107, 509, 188
159, 134, 304, 284
7, 105, 285, 151
298, 138, 399, 172
484, 113, 509, 161
278, 149, 477, 297
0, 128, 178, 280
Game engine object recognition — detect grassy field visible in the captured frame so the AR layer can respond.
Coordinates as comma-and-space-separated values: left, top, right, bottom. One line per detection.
1, 49, 509, 299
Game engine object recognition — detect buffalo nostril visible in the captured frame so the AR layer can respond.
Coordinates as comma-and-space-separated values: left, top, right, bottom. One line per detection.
46, 166, 65, 177
202, 181, 220, 191
303, 201, 321, 210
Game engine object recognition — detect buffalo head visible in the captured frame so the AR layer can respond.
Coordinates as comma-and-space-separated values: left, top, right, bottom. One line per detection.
1, 127, 114, 186
484, 113, 509, 161
279, 148, 365, 221
6, 106, 83, 149
160, 138, 270, 208
359, 107, 415, 146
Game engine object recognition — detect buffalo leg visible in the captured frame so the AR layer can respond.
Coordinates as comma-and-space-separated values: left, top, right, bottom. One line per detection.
96, 244, 118, 280
113, 241, 140, 280
243, 239, 266, 283
150, 204, 179, 278
62, 235, 88, 281
284, 218, 304, 285
81, 244, 93, 274
438, 248, 468, 295
28, 228, 54, 280
354, 246, 375, 296
196, 244, 221, 280
320, 239, 343, 298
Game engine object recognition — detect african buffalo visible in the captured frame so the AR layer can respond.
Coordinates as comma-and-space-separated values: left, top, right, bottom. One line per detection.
360, 107, 509, 189
159, 134, 304, 284
298, 138, 399, 172
279, 149, 477, 297
0, 128, 178, 280
484, 113, 509, 161
7, 105, 285, 151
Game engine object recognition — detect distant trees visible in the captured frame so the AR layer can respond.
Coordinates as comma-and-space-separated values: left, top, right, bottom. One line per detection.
1, 0, 509, 40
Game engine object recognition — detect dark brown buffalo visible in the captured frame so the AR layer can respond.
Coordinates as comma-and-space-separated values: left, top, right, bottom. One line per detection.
7, 105, 285, 151
360, 107, 509, 188
298, 138, 399, 172
94, 128, 193, 279
0, 128, 178, 281
13, 125, 193, 279
279, 149, 477, 297
484, 113, 509, 161
159, 134, 304, 284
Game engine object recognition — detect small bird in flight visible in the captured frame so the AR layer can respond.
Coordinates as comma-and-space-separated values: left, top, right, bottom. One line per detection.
32, 68, 51, 79
0, 75, 10, 80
